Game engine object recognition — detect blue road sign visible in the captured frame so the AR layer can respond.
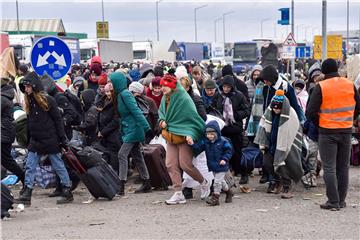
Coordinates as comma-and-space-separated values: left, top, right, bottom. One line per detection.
30, 36, 72, 80
278, 8, 290, 25
295, 46, 311, 58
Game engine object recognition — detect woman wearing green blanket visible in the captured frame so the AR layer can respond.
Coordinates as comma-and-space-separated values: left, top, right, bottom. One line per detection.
159, 74, 211, 205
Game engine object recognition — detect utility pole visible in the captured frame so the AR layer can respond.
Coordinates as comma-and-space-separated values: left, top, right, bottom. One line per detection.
322, 0, 327, 60
223, 11, 234, 43
194, 5, 207, 42
291, 0, 295, 81
156, 0, 162, 41
346, 0, 349, 55
214, 17, 222, 42
16, 0, 20, 34
101, 0, 105, 38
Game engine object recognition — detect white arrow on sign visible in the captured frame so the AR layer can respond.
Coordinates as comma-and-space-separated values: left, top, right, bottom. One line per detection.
36, 51, 51, 67
52, 51, 67, 67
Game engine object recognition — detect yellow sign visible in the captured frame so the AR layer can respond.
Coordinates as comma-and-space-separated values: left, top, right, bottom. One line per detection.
96, 21, 109, 39
313, 35, 343, 60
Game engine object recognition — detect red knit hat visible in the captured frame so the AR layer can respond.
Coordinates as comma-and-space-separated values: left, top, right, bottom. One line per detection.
98, 73, 108, 85
160, 74, 177, 89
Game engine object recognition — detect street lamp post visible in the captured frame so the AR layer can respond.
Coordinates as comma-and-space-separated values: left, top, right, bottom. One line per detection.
291, 0, 295, 82
322, 0, 327, 60
156, 0, 162, 41
214, 17, 222, 42
223, 11, 234, 43
101, 0, 105, 38
260, 18, 271, 38
16, 0, 20, 34
194, 4, 207, 42
346, 0, 349, 54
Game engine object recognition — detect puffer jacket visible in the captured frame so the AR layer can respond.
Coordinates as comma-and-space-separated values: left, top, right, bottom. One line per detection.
79, 89, 98, 146
192, 121, 233, 173
1, 84, 16, 144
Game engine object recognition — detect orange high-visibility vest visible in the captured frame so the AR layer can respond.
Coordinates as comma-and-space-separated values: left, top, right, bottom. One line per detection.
319, 77, 355, 129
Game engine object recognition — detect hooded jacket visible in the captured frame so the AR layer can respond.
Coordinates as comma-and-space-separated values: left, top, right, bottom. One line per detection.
222, 64, 249, 101
79, 89, 98, 145
246, 65, 263, 102
188, 86, 207, 121
110, 72, 150, 143
1, 84, 16, 143
212, 77, 251, 130
192, 121, 233, 173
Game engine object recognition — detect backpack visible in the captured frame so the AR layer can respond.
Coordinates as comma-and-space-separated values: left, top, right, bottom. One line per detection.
240, 146, 263, 172
64, 89, 84, 124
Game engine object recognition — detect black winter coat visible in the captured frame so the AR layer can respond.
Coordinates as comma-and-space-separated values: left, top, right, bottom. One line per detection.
212, 89, 251, 130
1, 85, 16, 144
53, 92, 79, 126
27, 94, 66, 154
97, 96, 120, 148
188, 87, 207, 121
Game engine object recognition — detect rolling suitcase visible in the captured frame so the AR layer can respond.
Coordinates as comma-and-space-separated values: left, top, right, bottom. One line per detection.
62, 148, 121, 200
143, 144, 172, 189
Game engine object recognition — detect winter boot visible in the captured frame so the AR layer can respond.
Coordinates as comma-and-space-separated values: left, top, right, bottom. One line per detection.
239, 175, 249, 184
182, 187, 193, 199
281, 186, 293, 199
49, 185, 62, 197
135, 179, 152, 193
16, 186, 32, 206
118, 180, 126, 196
56, 186, 74, 204
225, 189, 233, 203
206, 193, 220, 206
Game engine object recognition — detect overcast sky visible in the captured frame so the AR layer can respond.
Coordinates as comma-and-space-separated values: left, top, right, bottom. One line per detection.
1, 0, 360, 43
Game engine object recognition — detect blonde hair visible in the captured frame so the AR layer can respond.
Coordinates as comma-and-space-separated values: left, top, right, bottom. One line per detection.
180, 76, 191, 89
24, 91, 49, 114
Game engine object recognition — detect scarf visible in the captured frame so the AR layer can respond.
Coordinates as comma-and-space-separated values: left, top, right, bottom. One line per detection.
223, 95, 235, 126
159, 83, 205, 141
254, 97, 303, 182
295, 88, 309, 113
246, 81, 265, 136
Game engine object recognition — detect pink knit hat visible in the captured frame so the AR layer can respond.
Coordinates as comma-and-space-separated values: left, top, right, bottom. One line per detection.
104, 82, 113, 92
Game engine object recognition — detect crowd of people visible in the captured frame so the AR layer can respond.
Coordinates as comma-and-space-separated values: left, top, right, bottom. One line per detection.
1, 48, 359, 211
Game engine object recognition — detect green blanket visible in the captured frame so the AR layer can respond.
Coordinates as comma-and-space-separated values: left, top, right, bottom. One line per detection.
159, 83, 205, 141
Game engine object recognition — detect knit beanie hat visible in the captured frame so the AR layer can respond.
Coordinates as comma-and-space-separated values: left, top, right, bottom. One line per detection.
90, 62, 102, 76
21, 71, 44, 93
129, 69, 141, 82
160, 74, 177, 89
73, 76, 85, 87
294, 79, 305, 89
175, 65, 188, 80
204, 79, 217, 89
206, 127, 216, 133
260, 65, 278, 84
154, 66, 164, 77
104, 82, 113, 92
222, 75, 235, 88
129, 81, 144, 94
151, 76, 161, 87
321, 58, 338, 75
308, 61, 322, 81
222, 64, 233, 77
271, 90, 285, 110
97, 73, 108, 86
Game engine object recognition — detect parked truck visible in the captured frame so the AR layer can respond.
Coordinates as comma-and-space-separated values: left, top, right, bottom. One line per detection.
9, 34, 81, 64
132, 41, 176, 63
80, 39, 133, 63
176, 42, 210, 61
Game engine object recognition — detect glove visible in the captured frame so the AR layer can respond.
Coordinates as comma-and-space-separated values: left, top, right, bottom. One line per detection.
60, 137, 69, 151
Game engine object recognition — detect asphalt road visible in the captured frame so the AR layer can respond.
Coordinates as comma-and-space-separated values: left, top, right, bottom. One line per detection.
2, 167, 359, 239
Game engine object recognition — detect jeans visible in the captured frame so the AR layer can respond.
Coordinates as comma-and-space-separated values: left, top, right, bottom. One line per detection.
118, 142, 149, 181
25, 151, 71, 189
318, 133, 351, 206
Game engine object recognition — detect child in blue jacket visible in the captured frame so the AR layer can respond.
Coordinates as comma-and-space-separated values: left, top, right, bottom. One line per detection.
190, 120, 233, 206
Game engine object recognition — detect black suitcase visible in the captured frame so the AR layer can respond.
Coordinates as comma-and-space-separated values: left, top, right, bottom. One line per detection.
1, 183, 14, 219
81, 164, 121, 200
62, 148, 121, 200
143, 144, 172, 189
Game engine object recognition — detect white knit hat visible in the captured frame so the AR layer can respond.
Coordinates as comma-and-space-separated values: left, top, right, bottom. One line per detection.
129, 81, 144, 94
175, 65, 188, 80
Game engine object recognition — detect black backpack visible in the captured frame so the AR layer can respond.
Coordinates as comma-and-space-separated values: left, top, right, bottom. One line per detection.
64, 89, 84, 123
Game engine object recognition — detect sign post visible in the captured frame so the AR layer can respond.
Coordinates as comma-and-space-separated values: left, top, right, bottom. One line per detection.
281, 33, 297, 60
30, 36, 72, 80
96, 21, 109, 38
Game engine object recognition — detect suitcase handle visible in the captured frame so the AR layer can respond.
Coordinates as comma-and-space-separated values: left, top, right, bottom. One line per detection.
62, 148, 86, 174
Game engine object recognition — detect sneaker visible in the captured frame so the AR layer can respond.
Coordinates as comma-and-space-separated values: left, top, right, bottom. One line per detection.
165, 191, 186, 205
310, 174, 317, 187
301, 174, 311, 188
200, 179, 211, 199
259, 174, 268, 184
239, 175, 249, 184
267, 183, 275, 194
320, 202, 340, 211
281, 186, 293, 199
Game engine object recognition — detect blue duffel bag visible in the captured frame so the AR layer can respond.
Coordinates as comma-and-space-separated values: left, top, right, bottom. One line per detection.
240, 146, 263, 172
